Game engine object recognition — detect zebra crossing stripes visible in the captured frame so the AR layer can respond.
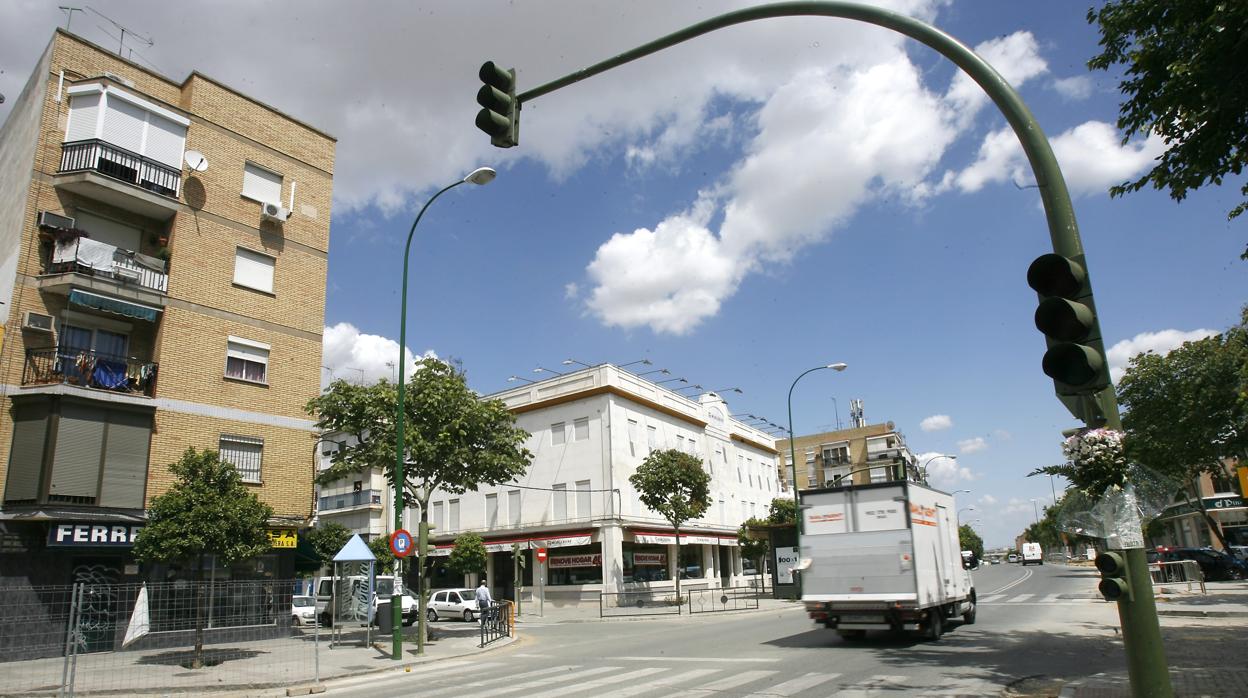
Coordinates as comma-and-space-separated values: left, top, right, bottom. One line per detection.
817, 674, 911, 698
588, 669, 720, 698
1006, 593, 1034, 603
521, 666, 668, 698
416, 665, 599, 698
742, 671, 845, 696
979, 594, 1006, 603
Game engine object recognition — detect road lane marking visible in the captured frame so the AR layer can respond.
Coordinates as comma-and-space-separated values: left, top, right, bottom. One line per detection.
613, 656, 781, 663
743, 672, 844, 696
979, 595, 1005, 603
522, 667, 668, 698
440, 666, 614, 698
833, 674, 911, 698
323, 659, 490, 690
1040, 593, 1062, 603
1006, 594, 1034, 603
590, 669, 719, 698
985, 567, 1033, 595
664, 670, 781, 697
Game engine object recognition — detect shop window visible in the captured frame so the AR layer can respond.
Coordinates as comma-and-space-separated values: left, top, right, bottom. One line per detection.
546, 544, 604, 585
678, 545, 703, 579
623, 543, 668, 583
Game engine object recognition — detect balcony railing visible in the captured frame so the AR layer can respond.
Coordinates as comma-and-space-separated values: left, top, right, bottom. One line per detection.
48, 237, 168, 294
59, 139, 181, 198
23, 347, 158, 397
318, 489, 383, 512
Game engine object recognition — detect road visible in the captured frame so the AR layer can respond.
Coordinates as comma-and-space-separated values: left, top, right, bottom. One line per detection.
327, 563, 1129, 697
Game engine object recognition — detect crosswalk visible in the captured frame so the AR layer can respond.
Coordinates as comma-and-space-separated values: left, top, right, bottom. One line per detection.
332, 657, 1001, 697
978, 592, 1101, 604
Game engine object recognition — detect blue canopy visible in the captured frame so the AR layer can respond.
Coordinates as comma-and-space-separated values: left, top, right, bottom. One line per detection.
68, 289, 160, 322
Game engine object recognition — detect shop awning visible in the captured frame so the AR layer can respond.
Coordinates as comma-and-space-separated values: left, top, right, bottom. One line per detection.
69, 289, 160, 322
635, 533, 677, 546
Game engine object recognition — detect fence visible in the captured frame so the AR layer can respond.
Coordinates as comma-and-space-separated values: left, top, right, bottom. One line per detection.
479, 600, 513, 648
1150, 560, 1206, 594
0, 579, 320, 696
687, 586, 763, 614
599, 589, 684, 618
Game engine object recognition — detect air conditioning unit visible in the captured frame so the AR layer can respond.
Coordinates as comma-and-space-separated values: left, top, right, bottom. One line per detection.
261, 202, 291, 223
23, 312, 55, 333
38, 211, 76, 231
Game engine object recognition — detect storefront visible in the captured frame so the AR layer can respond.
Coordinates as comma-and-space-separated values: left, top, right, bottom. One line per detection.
1151, 495, 1247, 549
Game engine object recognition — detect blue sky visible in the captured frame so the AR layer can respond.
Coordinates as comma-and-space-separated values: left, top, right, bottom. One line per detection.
3, 1, 1243, 547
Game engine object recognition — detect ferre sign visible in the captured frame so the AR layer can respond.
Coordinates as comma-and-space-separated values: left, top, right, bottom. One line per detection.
48, 523, 145, 547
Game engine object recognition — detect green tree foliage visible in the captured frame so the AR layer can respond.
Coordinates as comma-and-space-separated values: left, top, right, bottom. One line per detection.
629, 448, 711, 596
1023, 503, 1065, 552
447, 532, 488, 577
132, 448, 273, 668
958, 524, 984, 558
737, 517, 769, 574
1087, 0, 1248, 258
1117, 307, 1248, 545
766, 497, 797, 525
367, 535, 396, 574
306, 358, 532, 640
304, 522, 353, 571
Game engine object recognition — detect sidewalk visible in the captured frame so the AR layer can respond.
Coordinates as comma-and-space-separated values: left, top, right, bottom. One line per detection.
513, 595, 801, 625
1060, 580, 1248, 697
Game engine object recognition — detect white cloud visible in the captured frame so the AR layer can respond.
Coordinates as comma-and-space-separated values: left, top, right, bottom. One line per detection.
564, 282, 579, 300
1052, 75, 1094, 100
916, 451, 973, 488
320, 322, 434, 388
920, 414, 953, 432
1107, 328, 1219, 383
957, 437, 988, 454
946, 32, 1048, 127
979, 494, 998, 506
951, 121, 1165, 197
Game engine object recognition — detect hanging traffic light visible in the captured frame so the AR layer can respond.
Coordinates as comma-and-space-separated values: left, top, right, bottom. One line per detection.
1095, 551, 1132, 601
1027, 253, 1112, 423
476, 61, 519, 148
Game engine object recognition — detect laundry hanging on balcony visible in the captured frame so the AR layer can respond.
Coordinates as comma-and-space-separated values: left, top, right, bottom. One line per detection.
54, 237, 116, 272
67, 289, 160, 322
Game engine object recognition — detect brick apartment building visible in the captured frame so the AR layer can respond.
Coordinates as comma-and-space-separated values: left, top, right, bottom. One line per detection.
775, 419, 920, 491
0, 30, 335, 587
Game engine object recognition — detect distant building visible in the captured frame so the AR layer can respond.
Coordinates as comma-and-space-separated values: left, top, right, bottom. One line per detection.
313, 433, 390, 540
774, 420, 919, 492
1149, 458, 1246, 549
0, 30, 335, 588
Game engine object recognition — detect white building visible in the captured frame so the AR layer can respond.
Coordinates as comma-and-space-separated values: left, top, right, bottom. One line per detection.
313, 433, 390, 540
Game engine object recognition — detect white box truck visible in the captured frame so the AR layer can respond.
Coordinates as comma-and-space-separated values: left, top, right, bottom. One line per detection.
1021, 542, 1043, 565
799, 481, 976, 641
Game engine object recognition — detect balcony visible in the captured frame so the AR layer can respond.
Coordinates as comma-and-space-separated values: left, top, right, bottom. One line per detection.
319, 489, 383, 513
23, 347, 158, 398
44, 236, 168, 296
55, 140, 181, 220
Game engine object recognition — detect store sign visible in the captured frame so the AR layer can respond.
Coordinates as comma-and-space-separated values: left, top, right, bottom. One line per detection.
776, 546, 800, 585
549, 553, 601, 569
1207, 496, 1245, 510
48, 523, 144, 547
634, 553, 666, 566
268, 530, 298, 549
681, 534, 720, 545
634, 533, 677, 545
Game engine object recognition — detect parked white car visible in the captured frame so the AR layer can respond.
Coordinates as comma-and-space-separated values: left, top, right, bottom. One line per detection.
427, 588, 480, 622
291, 595, 317, 626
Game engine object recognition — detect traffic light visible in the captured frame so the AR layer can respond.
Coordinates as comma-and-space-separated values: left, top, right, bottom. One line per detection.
476, 61, 519, 148
1026, 253, 1111, 424
1095, 551, 1131, 601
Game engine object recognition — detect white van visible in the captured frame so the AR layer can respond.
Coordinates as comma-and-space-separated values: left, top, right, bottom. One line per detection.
315, 574, 417, 625
1021, 542, 1043, 566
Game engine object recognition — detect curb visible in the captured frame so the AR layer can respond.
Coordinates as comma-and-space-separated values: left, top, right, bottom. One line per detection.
515, 602, 804, 626
1157, 609, 1248, 617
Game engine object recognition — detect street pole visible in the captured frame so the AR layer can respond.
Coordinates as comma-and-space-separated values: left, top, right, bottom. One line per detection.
495, 4, 1171, 694
393, 167, 495, 660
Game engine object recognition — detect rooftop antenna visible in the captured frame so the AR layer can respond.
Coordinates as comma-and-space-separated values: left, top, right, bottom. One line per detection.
849, 398, 865, 429
86, 6, 153, 57
59, 6, 83, 31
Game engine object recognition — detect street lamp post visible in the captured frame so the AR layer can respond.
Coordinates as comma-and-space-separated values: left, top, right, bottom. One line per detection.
917, 454, 957, 484
787, 362, 847, 597
1030, 498, 1040, 524
393, 166, 495, 660
958, 506, 976, 519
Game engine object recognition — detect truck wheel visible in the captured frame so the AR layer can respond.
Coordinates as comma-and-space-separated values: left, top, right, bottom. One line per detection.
838, 630, 866, 641
924, 610, 943, 641
962, 594, 977, 625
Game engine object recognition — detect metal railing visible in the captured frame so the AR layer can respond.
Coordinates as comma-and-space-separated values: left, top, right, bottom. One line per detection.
479, 600, 513, 647
600, 589, 683, 617
1150, 560, 1206, 594
23, 347, 159, 397
687, 585, 763, 614
318, 489, 383, 512
47, 237, 169, 294
59, 139, 181, 198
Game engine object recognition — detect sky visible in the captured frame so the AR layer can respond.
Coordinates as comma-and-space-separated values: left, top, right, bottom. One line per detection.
2, 1, 1244, 548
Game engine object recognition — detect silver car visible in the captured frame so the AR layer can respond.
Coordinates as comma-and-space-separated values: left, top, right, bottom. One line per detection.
427, 588, 479, 622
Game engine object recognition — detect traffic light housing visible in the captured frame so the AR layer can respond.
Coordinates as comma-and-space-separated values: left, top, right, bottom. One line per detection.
1095, 551, 1132, 601
1026, 253, 1112, 424
476, 61, 519, 148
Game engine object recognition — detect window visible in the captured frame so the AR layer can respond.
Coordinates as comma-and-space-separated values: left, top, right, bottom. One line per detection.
718, 499, 726, 524
242, 162, 283, 205
225, 337, 269, 384
627, 420, 638, 457
64, 84, 189, 170
688, 438, 697, 456
73, 210, 142, 251
485, 494, 498, 527
233, 247, 275, 294
551, 422, 566, 445
448, 499, 460, 532
676, 435, 684, 450
508, 489, 521, 527
576, 480, 592, 519
220, 435, 263, 484
573, 417, 589, 441
647, 425, 657, 451
431, 501, 445, 532
825, 465, 851, 486
822, 444, 850, 464
552, 483, 567, 521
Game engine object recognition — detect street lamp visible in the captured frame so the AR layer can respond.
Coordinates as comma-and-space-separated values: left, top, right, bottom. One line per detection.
618, 359, 652, 369
562, 358, 594, 368
958, 506, 976, 518
712, 387, 743, 395
394, 165, 495, 659
917, 454, 957, 484
657, 376, 687, 385
675, 384, 704, 394
533, 366, 565, 376
1030, 498, 1040, 524
953, 489, 971, 496
507, 375, 536, 385
638, 367, 669, 377
787, 362, 847, 597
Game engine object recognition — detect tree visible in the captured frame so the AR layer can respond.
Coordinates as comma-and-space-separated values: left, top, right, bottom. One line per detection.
629, 448, 711, 597
306, 358, 532, 650
766, 497, 797, 525
1087, 0, 1248, 258
304, 522, 353, 572
958, 524, 984, 559
447, 532, 487, 579
367, 536, 396, 574
1116, 307, 1248, 546
132, 448, 273, 669
737, 517, 769, 578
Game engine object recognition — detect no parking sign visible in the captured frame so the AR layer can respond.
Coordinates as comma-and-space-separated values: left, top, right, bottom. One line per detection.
390, 529, 414, 558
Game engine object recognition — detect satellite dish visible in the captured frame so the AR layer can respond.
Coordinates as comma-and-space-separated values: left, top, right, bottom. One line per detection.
184, 151, 209, 172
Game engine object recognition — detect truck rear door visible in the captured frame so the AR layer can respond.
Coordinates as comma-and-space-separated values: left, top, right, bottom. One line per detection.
801, 485, 916, 602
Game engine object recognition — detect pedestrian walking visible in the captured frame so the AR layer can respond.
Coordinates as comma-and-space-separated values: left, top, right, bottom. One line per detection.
475, 580, 493, 625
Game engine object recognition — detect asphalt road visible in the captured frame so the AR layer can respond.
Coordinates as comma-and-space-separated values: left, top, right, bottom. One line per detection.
327, 563, 1130, 697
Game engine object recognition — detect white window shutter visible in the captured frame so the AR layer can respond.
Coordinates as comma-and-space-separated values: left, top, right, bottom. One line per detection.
65, 94, 101, 142
102, 97, 146, 153
233, 248, 275, 293
144, 114, 186, 168
242, 163, 282, 204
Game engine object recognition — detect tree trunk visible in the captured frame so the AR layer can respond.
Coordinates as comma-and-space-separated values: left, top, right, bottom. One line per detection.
1189, 478, 1229, 549
673, 525, 681, 600
416, 494, 430, 656
193, 554, 205, 669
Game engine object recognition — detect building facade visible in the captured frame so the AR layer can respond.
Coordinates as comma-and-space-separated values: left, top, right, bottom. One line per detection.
775, 421, 918, 492
0, 31, 335, 588
1149, 460, 1247, 550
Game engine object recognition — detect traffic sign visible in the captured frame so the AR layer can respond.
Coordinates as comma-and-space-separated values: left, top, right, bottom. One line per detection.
390, 529, 414, 558
536, 548, 547, 563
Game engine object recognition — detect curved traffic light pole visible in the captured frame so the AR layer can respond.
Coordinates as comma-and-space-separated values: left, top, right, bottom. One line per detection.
492, 3, 1168, 695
